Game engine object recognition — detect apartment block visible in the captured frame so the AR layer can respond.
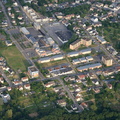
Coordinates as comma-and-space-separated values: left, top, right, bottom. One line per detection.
70, 38, 92, 50
102, 55, 113, 66
28, 66, 39, 78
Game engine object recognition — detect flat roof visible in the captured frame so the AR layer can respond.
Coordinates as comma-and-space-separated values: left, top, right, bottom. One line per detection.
80, 48, 91, 52
77, 63, 102, 71
71, 39, 80, 45
55, 30, 72, 42
67, 51, 79, 55
102, 55, 112, 60
28, 66, 38, 72
51, 54, 64, 59
39, 57, 51, 61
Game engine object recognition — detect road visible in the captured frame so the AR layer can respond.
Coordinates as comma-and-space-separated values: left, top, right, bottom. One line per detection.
0, 69, 13, 87
57, 77, 84, 112
16, 0, 32, 25
79, 17, 118, 65
5, 28, 45, 79
0, 1, 12, 27
0, 1, 45, 81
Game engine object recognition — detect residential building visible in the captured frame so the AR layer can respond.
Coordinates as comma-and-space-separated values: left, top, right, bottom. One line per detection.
57, 99, 66, 107
44, 81, 55, 88
102, 55, 113, 66
28, 66, 39, 78
21, 77, 29, 82
24, 84, 31, 90
69, 38, 92, 50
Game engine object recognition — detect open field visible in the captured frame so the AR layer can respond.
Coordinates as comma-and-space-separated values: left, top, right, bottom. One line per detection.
40, 59, 67, 68
0, 42, 29, 71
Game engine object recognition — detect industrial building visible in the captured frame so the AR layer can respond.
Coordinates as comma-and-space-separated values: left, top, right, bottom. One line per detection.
20, 27, 30, 35
102, 55, 113, 66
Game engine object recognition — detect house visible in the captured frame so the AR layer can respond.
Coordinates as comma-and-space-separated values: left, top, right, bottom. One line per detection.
13, 80, 22, 85
75, 96, 82, 102
5, 40, 12, 46
103, 69, 114, 76
1, 94, 11, 103
18, 85, 23, 91
77, 74, 86, 80
28, 66, 39, 78
44, 81, 55, 88
92, 80, 99, 85
7, 87, 12, 91
0, 77, 4, 83
74, 87, 81, 92
107, 84, 112, 89
115, 66, 120, 73
64, 76, 75, 82
81, 102, 88, 108
53, 87, 62, 93
71, 104, 77, 110
96, 70, 102, 75
24, 84, 31, 90
21, 77, 29, 82
57, 99, 66, 107
88, 72, 96, 79
93, 88, 100, 93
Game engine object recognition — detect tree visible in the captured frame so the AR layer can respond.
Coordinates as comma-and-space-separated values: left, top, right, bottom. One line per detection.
5, 109, 13, 119
90, 105, 97, 111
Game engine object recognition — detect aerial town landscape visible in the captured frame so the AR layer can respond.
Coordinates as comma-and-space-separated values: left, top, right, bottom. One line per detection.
0, 0, 120, 119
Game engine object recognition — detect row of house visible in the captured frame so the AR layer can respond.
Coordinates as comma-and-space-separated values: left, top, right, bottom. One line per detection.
77, 63, 102, 72
67, 48, 92, 58
23, 6, 52, 23
38, 54, 64, 63
72, 56, 94, 65
0, 57, 14, 75
47, 64, 74, 77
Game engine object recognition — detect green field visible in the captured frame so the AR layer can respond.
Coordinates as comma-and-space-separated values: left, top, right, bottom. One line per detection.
0, 42, 29, 71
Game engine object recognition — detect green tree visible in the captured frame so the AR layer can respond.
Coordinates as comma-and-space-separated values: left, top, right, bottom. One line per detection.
5, 109, 13, 119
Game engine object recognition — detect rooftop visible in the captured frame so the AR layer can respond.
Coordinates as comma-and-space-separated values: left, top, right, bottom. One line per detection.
28, 66, 38, 72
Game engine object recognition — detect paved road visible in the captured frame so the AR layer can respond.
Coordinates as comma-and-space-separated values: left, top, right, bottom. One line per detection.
16, 0, 32, 25
5, 28, 45, 79
57, 77, 84, 112
0, 69, 13, 87
0, 1, 12, 27
0, 1, 45, 81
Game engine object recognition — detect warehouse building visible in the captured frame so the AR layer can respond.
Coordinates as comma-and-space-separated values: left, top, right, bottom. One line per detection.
20, 27, 30, 35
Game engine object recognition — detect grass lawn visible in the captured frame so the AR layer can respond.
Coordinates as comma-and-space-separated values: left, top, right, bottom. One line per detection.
40, 59, 67, 68
0, 42, 29, 71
